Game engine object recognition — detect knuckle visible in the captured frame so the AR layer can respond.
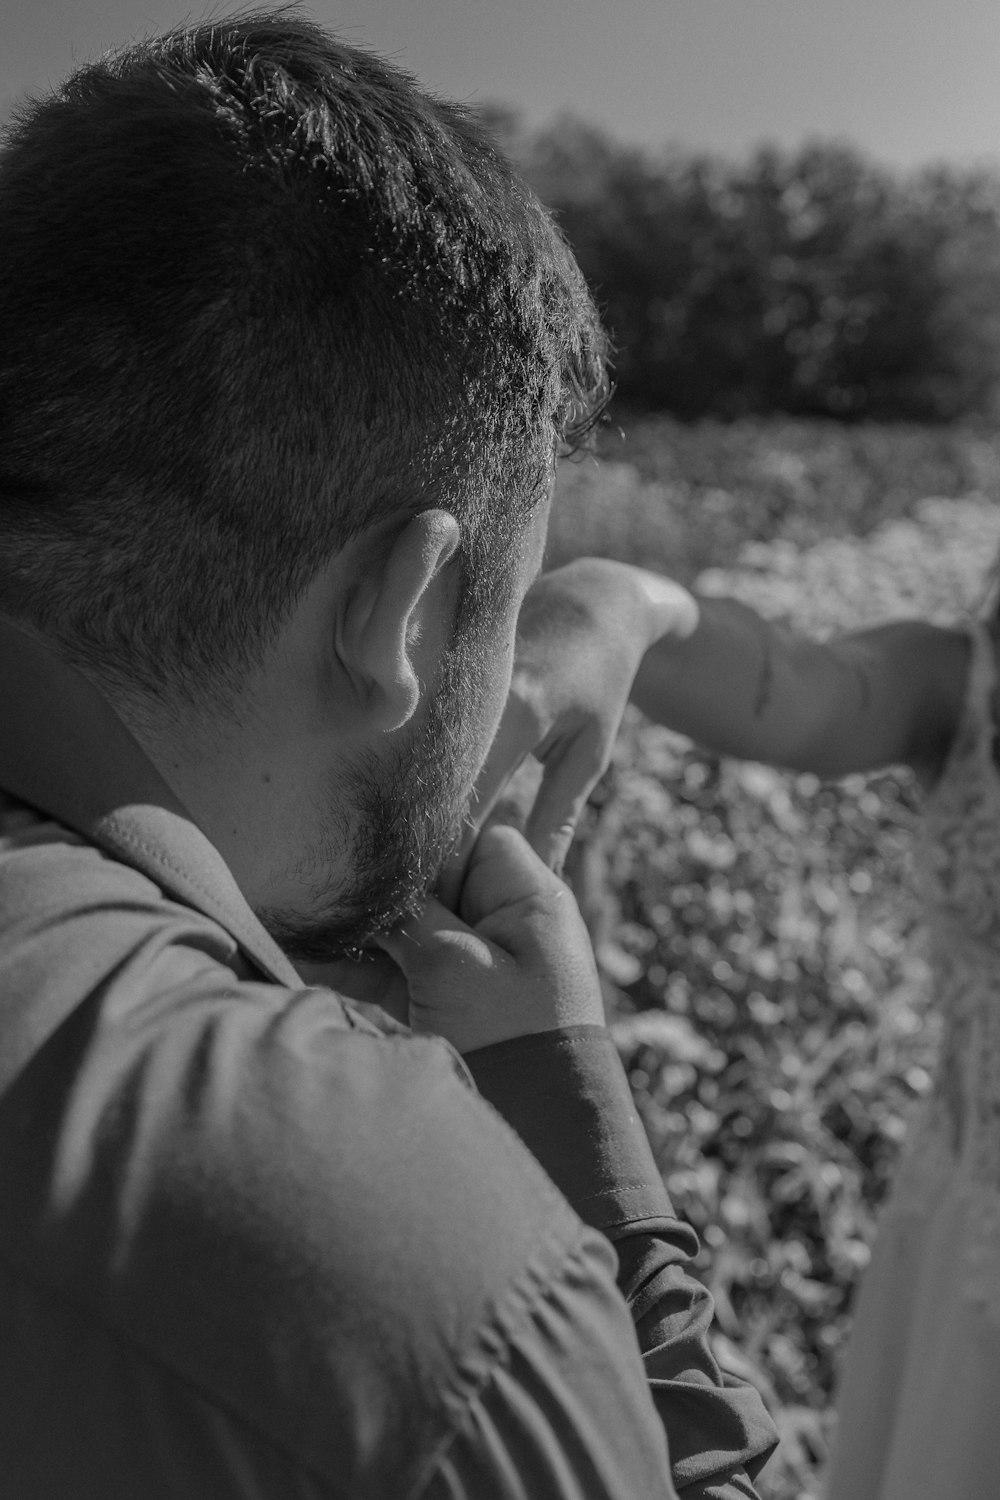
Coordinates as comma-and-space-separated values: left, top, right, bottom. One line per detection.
522, 884, 579, 930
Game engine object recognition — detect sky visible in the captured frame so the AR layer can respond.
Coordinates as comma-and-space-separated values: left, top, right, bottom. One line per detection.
3, 0, 1000, 171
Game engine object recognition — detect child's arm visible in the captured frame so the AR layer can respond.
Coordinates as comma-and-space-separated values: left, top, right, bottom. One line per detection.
631, 590, 968, 780
472, 559, 969, 871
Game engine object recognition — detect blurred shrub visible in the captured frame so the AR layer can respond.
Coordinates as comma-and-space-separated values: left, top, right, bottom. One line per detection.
503, 115, 1000, 422
594, 730, 928, 1482
548, 415, 1000, 580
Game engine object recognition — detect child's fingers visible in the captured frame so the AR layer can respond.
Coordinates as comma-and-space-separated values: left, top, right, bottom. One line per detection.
380, 828, 558, 982
434, 700, 538, 911
376, 893, 472, 975
525, 727, 609, 873
379, 826, 602, 1053
468, 698, 537, 826
458, 823, 564, 928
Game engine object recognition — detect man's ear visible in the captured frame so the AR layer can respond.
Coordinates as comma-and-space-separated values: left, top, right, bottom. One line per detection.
339, 509, 461, 731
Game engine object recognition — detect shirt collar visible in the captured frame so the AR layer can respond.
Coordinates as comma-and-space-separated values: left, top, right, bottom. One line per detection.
0, 620, 301, 987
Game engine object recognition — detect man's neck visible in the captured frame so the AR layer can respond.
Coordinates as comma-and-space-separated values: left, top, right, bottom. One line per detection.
113, 686, 312, 916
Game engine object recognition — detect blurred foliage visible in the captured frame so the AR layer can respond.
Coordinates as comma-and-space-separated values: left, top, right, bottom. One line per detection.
481, 108, 1000, 422
543, 420, 1000, 1498
547, 414, 1000, 582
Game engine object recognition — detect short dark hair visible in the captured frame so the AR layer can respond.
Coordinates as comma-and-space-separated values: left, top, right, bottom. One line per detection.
0, 10, 607, 704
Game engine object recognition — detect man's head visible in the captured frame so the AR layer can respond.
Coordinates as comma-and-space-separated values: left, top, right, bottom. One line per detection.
0, 10, 608, 954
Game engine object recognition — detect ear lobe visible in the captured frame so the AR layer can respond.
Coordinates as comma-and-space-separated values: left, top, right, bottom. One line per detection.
342, 509, 461, 732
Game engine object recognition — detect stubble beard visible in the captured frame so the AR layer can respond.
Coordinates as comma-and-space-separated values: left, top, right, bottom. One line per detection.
258, 630, 496, 964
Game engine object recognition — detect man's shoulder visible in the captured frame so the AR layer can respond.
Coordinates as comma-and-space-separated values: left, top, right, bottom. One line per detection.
0, 902, 585, 1495
0, 804, 244, 977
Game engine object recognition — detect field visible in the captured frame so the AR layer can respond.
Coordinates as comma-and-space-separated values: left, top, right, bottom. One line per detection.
546, 416, 1000, 1499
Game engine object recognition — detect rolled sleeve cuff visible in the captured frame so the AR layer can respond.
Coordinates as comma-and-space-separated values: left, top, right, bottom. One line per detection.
463, 1024, 697, 1255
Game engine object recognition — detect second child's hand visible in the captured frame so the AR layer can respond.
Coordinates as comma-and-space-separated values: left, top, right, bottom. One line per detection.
299, 825, 604, 1043
379, 823, 604, 1055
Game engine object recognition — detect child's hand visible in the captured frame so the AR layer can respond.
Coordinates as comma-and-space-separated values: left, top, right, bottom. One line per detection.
379, 824, 604, 1054
464, 560, 698, 875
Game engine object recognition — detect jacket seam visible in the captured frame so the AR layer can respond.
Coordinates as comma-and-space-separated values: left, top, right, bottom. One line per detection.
100, 823, 289, 981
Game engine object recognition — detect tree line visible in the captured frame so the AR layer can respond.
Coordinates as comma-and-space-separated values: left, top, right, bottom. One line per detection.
483, 109, 1000, 423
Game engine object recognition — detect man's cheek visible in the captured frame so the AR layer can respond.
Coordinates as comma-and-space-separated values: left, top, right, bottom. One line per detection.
475, 637, 519, 770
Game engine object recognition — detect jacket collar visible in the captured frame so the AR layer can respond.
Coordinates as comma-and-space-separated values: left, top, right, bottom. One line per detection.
0, 620, 301, 987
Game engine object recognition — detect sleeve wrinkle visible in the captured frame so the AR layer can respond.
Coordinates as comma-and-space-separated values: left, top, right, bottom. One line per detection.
415, 1226, 681, 1500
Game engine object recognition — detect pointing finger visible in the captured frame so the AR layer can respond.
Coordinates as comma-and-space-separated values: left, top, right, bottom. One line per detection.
524, 730, 608, 871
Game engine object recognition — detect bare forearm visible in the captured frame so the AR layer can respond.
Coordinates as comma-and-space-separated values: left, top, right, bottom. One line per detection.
629, 594, 935, 777
632, 597, 825, 765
